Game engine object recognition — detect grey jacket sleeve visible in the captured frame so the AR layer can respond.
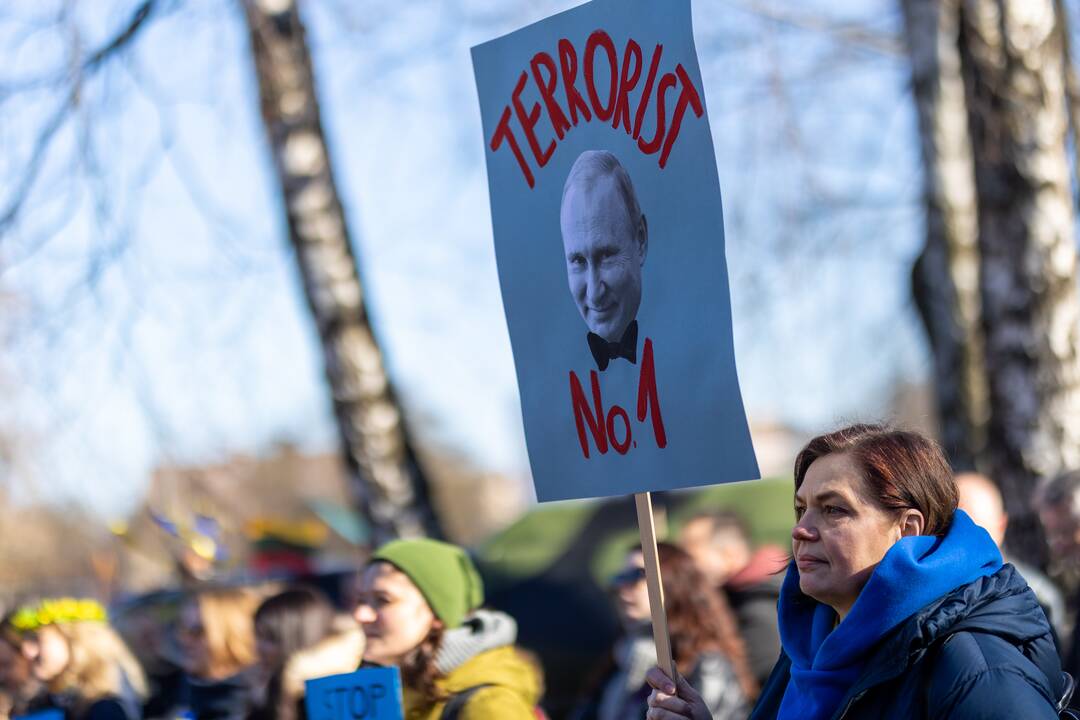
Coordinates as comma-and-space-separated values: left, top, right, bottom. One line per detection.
688, 653, 750, 720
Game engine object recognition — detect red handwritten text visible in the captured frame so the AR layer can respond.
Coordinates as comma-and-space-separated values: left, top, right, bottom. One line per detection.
489, 33, 704, 188
569, 338, 667, 459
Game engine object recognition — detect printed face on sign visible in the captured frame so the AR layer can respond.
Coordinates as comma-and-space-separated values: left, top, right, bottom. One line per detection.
561, 151, 648, 367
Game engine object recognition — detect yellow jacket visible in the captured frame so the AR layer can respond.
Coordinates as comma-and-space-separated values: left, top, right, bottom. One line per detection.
402, 645, 541, 720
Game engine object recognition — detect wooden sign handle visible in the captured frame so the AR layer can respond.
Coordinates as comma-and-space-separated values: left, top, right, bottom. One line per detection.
634, 491, 676, 679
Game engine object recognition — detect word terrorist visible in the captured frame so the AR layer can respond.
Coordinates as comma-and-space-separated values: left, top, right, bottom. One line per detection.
489, 31, 704, 187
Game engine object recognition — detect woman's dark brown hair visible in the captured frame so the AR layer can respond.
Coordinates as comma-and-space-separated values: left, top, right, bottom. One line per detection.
400, 625, 446, 705
657, 542, 758, 700
793, 423, 958, 537
252, 587, 335, 720
361, 560, 448, 706
254, 586, 335, 663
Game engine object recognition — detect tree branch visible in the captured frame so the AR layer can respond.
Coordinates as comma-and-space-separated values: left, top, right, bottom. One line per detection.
0, 0, 163, 239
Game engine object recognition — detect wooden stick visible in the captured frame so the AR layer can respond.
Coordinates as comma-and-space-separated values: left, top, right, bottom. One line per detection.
634, 491, 675, 679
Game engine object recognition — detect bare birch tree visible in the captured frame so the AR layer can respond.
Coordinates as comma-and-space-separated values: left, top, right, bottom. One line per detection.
902, 0, 986, 472
240, 0, 441, 543
903, 0, 1080, 562
958, 0, 1080, 561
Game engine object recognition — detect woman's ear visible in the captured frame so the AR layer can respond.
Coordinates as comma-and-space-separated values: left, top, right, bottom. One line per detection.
899, 509, 926, 538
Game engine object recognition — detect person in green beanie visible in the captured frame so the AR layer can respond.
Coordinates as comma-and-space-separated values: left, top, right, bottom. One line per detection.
354, 538, 545, 720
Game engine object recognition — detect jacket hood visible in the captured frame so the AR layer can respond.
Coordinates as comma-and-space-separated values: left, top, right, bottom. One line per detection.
400, 644, 542, 720
434, 609, 517, 675
437, 645, 542, 705
852, 563, 1062, 699
893, 563, 1049, 654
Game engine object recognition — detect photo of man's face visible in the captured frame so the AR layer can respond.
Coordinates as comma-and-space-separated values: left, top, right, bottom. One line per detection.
560, 152, 647, 344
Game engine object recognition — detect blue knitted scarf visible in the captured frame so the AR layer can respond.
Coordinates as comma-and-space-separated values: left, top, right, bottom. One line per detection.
776, 510, 1002, 720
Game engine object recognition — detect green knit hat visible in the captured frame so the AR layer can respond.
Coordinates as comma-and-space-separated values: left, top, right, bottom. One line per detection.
370, 538, 484, 629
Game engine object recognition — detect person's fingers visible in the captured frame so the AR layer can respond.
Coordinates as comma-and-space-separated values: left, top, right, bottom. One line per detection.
646, 689, 692, 715
674, 670, 705, 701
646, 689, 673, 706
645, 707, 692, 720
645, 666, 677, 694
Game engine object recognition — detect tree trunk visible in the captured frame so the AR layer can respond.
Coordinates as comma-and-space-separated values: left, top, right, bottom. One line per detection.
1054, 0, 1080, 201
240, 0, 442, 543
958, 0, 1080, 565
901, 0, 987, 472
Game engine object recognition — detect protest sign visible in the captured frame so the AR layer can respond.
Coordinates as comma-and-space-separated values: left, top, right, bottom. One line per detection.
305, 667, 403, 720
13, 711, 63, 720
471, 0, 759, 504
473, 0, 760, 677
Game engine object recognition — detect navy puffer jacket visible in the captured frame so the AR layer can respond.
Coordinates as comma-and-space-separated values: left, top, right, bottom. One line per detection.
750, 564, 1068, 720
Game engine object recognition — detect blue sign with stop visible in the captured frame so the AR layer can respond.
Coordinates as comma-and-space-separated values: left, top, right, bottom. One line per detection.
305, 666, 403, 720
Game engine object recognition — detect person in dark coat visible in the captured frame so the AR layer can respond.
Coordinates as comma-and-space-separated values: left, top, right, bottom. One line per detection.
644, 424, 1071, 720
1036, 469, 1080, 678
956, 471, 1066, 641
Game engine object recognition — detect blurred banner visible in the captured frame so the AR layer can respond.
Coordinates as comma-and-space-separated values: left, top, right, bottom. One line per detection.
472, 0, 759, 501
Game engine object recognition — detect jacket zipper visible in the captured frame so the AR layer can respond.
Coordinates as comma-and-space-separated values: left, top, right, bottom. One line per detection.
836, 691, 867, 720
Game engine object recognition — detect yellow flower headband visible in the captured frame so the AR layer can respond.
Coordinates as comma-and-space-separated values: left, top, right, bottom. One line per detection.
9, 598, 107, 632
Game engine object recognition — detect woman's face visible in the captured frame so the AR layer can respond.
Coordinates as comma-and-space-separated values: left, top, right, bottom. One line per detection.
611, 550, 651, 628
176, 602, 209, 676
793, 452, 919, 619
354, 563, 438, 667
25, 625, 70, 683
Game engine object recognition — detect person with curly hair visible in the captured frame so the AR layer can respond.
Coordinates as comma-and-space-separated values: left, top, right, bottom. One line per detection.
573, 543, 754, 720
354, 538, 542, 719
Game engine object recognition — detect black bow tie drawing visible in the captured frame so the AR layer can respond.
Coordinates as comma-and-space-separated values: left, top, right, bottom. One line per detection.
587, 320, 639, 371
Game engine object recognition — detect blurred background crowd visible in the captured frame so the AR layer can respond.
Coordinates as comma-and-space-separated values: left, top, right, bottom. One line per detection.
4, 466, 1080, 720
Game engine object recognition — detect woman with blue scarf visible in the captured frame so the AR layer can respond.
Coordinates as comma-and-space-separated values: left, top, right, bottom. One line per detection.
644, 424, 1070, 720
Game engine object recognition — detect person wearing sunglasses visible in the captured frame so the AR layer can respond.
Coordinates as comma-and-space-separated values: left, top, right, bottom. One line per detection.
572, 543, 754, 720
177, 588, 260, 720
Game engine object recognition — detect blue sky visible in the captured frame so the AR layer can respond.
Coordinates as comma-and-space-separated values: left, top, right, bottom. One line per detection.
0, 0, 929, 517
